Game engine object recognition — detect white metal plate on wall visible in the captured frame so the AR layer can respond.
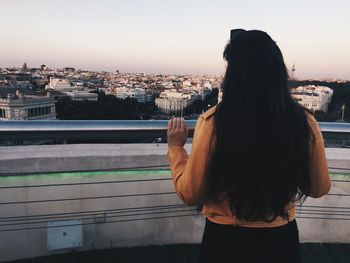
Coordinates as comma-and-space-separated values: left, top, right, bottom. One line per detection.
47, 220, 83, 251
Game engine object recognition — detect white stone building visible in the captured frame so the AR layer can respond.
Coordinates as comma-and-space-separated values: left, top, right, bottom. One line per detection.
0, 91, 56, 120
45, 77, 72, 91
290, 85, 333, 112
113, 87, 153, 103
155, 90, 195, 114
63, 91, 98, 101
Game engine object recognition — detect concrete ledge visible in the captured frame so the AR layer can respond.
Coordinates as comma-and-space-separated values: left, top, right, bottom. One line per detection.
0, 144, 190, 174
0, 144, 349, 174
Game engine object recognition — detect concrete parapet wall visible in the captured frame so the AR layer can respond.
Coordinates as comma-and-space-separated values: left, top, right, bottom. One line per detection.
0, 144, 179, 174
0, 144, 349, 262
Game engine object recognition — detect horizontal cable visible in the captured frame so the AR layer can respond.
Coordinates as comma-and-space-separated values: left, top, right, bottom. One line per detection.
296, 216, 350, 221
296, 211, 350, 216
1, 204, 348, 223
0, 177, 172, 190
328, 166, 350, 171
0, 164, 170, 177
331, 179, 350, 182
6, 208, 348, 228
1, 207, 348, 224
325, 193, 350, 197
0, 213, 201, 232
298, 205, 350, 210
296, 209, 350, 214
0, 191, 177, 205
0, 212, 349, 233
1, 191, 343, 205
0, 207, 198, 228
0, 175, 347, 190
0, 189, 347, 208
1, 209, 349, 230
0, 165, 347, 178
0, 204, 188, 222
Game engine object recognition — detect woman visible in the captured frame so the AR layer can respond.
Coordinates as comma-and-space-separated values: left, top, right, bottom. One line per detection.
167, 29, 331, 263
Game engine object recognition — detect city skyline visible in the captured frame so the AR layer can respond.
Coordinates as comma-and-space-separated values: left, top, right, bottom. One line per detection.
1, 0, 350, 80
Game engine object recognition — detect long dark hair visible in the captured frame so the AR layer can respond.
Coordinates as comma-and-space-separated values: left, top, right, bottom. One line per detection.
206, 30, 312, 222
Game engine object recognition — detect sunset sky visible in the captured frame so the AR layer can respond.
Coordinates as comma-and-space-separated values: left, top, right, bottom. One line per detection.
1, 0, 350, 79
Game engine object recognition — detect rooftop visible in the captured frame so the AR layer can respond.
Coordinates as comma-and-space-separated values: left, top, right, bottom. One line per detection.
0, 120, 349, 262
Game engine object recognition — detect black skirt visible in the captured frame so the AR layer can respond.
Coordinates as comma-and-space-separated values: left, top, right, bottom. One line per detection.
199, 218, 300, 263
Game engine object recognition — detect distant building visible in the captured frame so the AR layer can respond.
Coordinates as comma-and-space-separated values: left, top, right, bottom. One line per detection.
0, 91, 56, 120
63, 91, 98, 101
113, 87, 154, 103
8, 78, 34, 89
155, 90, 195, 114
64, 67, 76, 72
21, 62, 28, 73
290, 85, 333, 112
202, 81, 212, 90
291, 62, 296, 80
45, 77, 72, 91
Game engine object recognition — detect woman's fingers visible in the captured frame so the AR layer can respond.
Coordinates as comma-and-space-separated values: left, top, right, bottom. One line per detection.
168, 118, 173, 133
167, 117, 188, 147
169, 117, 187, 134
174, 117, 185, 132
172, 118, 177, 130
179, 117, 184, 130
177, 117, 182, 131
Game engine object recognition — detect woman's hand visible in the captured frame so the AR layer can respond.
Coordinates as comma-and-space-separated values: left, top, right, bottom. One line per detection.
167, 117, 189, 147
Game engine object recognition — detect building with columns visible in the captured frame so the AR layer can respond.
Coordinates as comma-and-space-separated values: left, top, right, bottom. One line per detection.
0, 91, 56, 120
155, 90, 196, 114
290, 85, 333, 112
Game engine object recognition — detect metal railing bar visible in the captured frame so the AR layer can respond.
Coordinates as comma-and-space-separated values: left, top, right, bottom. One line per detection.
0, 120, 349, 133
0, 120, 349, 142
0, 120, 196, 132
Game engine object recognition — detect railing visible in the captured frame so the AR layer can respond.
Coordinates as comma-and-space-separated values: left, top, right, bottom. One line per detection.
0, 120, 349, 142
0, 120, 195, 142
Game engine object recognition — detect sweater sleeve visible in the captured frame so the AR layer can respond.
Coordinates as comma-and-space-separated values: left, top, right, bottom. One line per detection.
307, 114, 331, 198
167, 116, 213, 205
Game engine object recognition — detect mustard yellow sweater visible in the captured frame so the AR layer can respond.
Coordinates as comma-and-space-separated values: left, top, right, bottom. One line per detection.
167, 106, 331, 227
